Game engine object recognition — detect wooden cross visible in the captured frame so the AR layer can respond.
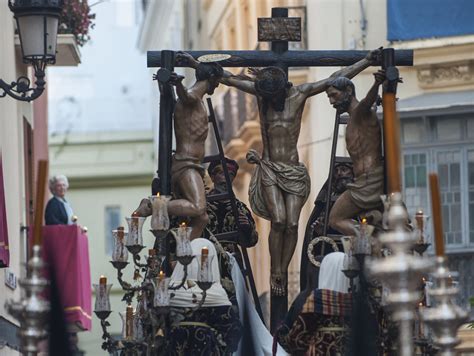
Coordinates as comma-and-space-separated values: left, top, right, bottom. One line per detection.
150, 7, 412, 196
150, 7, 413, 332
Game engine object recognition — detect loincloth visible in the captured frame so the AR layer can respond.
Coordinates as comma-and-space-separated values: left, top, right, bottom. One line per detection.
247, 149, 311, 220
346, 165, 384, 210
171, 154, 205, 196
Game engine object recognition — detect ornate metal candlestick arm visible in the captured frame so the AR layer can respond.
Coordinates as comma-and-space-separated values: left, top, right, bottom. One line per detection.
131, 251, 149, 268
368, 193, 435, 356
422, 257, 468, 356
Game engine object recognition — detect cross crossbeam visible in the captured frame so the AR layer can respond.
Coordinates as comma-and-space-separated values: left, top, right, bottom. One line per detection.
147, 49, 413, 68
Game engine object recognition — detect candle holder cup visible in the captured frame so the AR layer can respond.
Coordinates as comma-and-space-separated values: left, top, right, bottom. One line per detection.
126, 244, 145, 256
111, 260, 129, 270
149, 195, 172, 231
125, 216, 147, 246
413, 242, 431, 256
94, 310, 112, 320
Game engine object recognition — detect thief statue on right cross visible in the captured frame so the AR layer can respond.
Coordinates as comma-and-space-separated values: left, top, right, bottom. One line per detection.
179, 47, 382, 296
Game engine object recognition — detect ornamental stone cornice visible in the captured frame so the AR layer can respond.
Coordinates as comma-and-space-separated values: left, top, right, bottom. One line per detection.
417, 60, 474, 89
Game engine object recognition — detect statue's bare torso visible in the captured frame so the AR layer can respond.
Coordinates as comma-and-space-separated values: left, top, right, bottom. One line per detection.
346, 107, 382, 177
174, 92, 208, 161
258, 87, 306, 164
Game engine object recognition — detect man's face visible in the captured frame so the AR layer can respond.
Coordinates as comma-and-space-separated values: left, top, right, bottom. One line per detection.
54, 180, 67, 198
333, 165, 353, 193
326, 86, 352, 113
211, 165, 235, 186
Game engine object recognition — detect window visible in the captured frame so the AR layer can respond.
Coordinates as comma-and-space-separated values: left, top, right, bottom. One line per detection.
105, 206, 121, 256
401, 113, 474, 251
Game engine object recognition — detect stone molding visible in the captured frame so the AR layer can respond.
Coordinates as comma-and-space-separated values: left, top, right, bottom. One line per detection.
417, 60, 474, 89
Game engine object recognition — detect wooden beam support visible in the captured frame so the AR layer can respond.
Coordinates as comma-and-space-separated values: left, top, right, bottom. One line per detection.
147, 49, 413, 68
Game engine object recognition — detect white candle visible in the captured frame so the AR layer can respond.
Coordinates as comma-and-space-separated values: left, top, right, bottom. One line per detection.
150, 193, 171, 230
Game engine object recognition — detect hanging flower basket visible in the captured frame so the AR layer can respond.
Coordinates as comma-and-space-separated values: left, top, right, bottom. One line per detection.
59, 0, 96, 47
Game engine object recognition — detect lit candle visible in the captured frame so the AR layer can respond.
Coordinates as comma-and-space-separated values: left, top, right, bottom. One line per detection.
199, 247, 210, 282
201, 247, 209, 265
99, 275, 107, 285
418, 302, 425, 337
415, 210, 424, 243
429, 174, 445, 256
150, 193, 171, 230
131, 211, 139, 229
383, 93, 402, 193
94, 275, 111, 312
154, 273, 170, 307
117, 226, 125, 240
126, 305, 134, 339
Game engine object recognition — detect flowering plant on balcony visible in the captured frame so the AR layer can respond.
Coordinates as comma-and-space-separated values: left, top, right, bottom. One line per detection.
59, 0, 96, 47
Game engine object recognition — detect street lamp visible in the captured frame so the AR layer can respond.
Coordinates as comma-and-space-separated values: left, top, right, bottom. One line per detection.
0, 0, 62, 102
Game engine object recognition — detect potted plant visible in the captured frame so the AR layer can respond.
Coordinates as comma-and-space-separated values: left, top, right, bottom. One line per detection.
59, 0, 96, 47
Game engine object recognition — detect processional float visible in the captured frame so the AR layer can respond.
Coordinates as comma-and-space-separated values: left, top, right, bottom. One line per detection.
5, 7, 470, 356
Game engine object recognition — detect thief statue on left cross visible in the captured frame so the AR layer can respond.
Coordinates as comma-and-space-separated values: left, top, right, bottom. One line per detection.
134, 53, 224, 240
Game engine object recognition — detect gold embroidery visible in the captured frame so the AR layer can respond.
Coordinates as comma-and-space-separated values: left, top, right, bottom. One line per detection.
64, 306, 92, 320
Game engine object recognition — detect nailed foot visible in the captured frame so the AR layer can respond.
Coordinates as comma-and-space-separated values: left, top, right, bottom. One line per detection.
134, 198, 152, 217
271, 273, 287, 297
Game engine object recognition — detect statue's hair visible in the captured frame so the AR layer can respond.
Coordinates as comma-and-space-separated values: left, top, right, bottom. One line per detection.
254, 66, 291, 97
195, 63, 224, 81
327, 77, 356, 97
48, 174, 69, 194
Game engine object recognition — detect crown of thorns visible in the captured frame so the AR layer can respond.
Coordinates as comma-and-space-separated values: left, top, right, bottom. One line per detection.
254, 67, 288, 96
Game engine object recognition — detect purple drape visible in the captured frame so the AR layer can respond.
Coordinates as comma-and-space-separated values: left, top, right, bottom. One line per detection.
0, 155, 9, 267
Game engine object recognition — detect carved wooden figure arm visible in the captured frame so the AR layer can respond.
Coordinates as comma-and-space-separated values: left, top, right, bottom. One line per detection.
173, 78, 194, 104
298, 47, 382, 98
219, 69, 257, 95
358, 70, 385, 112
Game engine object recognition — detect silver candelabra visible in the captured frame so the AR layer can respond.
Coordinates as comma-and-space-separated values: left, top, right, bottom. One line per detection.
5, 245, 50, 356
368, 193, 435, 356
422, 256, 468, 356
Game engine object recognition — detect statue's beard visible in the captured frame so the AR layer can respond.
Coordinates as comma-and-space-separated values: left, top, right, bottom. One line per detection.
333, 94, 352, 113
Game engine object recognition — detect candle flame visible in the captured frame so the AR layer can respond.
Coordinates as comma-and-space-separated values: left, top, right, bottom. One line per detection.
180, 221, 186, 228
361, 218, 367, 224
156, 192, 160, 198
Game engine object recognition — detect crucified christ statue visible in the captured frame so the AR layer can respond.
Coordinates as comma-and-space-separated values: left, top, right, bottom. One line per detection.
214, 48, 382, 296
